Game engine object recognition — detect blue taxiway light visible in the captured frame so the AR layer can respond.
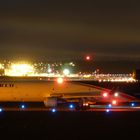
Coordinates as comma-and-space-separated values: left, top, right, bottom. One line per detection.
106, 109, 110, 112
69, 104, 74, 109
20, 104, 26, 109
0, 108, 3, 112
108, 104, 112, 108
131, 103, 135, 107
51, 108, 56, 113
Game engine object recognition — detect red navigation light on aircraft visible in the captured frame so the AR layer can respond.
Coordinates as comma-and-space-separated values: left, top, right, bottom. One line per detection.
112, 100, 117, 105
57, 77, 64, 84
103, 92, 108, 98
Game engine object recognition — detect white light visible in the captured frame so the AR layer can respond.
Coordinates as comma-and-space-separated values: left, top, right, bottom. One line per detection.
5, 63, 34, 76
0, 64, 4, 69
106, 109, 110, 112
112, 100, 117, 105
48, 68, 52, 73
114, 92, 119, 97
63, 69, 70, 76
103, 92, 108, 97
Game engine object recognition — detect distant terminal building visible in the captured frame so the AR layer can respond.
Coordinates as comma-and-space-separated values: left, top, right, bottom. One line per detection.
0, 63, 5, 76
0, 69, 4, 76
133, 69, 140, 81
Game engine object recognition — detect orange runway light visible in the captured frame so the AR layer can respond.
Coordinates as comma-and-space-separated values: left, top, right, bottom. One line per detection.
57, 77, 64, 84
112, 100, 117, 105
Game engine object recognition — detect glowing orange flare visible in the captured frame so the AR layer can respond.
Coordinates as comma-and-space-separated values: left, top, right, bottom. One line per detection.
57, 77, 64, 84
112, 100, 117, 105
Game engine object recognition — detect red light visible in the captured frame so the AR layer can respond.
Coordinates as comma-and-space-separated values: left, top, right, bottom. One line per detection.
112, 100, 117, 105
103, 92, 108, 98
86, 56, 91, 61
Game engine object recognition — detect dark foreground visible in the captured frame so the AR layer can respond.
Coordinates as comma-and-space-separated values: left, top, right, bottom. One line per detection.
0, 111, 140, 139
0, 80, 140, 139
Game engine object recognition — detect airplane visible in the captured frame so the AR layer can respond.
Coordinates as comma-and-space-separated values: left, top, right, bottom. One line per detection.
0, 77, 136, 110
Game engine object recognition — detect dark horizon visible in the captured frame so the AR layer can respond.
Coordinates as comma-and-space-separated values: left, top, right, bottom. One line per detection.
0, 0, 140, 72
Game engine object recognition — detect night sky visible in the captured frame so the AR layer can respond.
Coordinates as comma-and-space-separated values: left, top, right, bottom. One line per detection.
0, 0, 140, 62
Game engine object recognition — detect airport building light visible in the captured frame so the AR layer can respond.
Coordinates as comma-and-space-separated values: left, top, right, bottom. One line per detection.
63, 68, 70, 76
0, 63, 4, 69
5, 63, 35, 76
48, 68, 52, 73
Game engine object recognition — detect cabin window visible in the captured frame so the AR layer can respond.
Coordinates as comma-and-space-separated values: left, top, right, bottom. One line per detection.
0, 83, 14, 87
0, 84, 3, 87
9, 84, 14, 87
